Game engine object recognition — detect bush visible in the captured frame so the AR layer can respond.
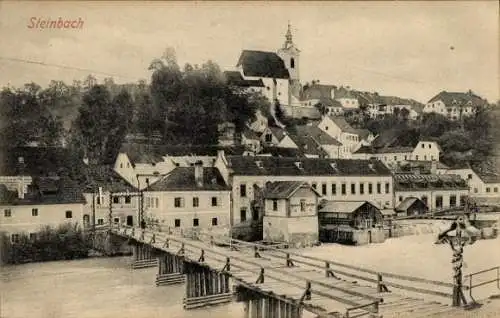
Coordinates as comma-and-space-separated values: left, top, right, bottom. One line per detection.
1, 223, 91, 265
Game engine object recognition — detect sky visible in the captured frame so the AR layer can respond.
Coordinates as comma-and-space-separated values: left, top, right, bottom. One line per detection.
0, 1, 498, 103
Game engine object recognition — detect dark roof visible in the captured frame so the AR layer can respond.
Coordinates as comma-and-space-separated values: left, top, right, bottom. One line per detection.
328, 116, 358, 134
0, 147, 80, 177
119, 143, 246, 165
224, 71, 265, 87
263, 181, 319, 199
82, 165, 137, 193
394, 173, 468, 190
0, 177, 86, 206
477, 173, 500, 184
395, 197, 428, 212
226, 156, 392, 176
354, 129, 372, 141
353, 146, 376, 154
428, 91, 487, 108
145, 167, 229, 191
237, 50, 289, 79
292, 126, 342, 146
259, 147, 305, 157
302, 84, 336, 100
319, 201, 377, 214
267, 127, 288, 141
242, 127, 260, 140
288, 135, 329, 157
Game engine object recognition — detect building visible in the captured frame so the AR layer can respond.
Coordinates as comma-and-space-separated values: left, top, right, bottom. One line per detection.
394, 173, 469, 212
315, 115, 362, 157
395, 197, 429, 217
214, 151, 394, 225
0, 177, 86, 240
81, 165, 139, 228
289, 125, 343, 158
423, 91, 487, 120
143, 162, 231, 230
318, 201, 384, 229
354, 91, 424, 120
260, 127, 298, 149
352, 141, 442, 167
262, 181, 320, 246
241, 128, 262, 153
218, 122, 238, 147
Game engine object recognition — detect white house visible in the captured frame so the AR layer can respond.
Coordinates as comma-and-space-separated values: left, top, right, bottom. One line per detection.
424, 91, 487, 120
214, 150, 395, 225
315, 115, 362, 157
394, 173, 469, 211
439, 166, 500, 201
143, 162, 231, 230
263, 181, 320, 247
0, 177, 86, 241
260, 127, 298, 149
289, 125, 343, 159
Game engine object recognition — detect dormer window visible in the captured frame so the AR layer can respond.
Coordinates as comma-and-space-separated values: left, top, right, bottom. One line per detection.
255, 161, 264, 169
295, 161, 303, 170
18, 156, 24, 164
330, 162, 338, 171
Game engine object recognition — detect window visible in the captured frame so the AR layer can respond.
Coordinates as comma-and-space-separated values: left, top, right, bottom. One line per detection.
272, 199, 278, 211
467, 174, 473, 180
96, 196, 101, 205
494, 187, 498, 193
125, 196, 131, 204
399, 196, 403, 202
321, 183, 327, 195
265, 133, 272, 142
435, 195, 443, 209
240, 184, 247, 197
212, 217, 218, 226
474, 188, 478, 193
113, 197, 119, 204
113, 217, 119, 223
368, 183, 373, 194
486, 187, 491, 193
341, 183, 346, 195
127, 163, 130, 168
174, 197, 184, 208
331, 184, 337, 195
155, 198, 159, 208
450, 195, 457, 207
460, 195, 467, 206
145, 178, 149, 185
415, 155, 419, 160
290, 57, 295, 69
421, 143, 425, 149
300, 199, 306, 212
97, 219, 104, 225
65, 211, 73, 218
385, 182, 390, 194
193, 218, 199, 227
193, 197, 199, 207
424, 155, 427, 160
11, 234, 20, 243
351, 183, 356, 194
174, 219, 181, 227
32, 208, 38, 216
3, 209, 11, 217
240, 208, 247, 222
359, 183, 364, 195
428, 144, 432, 149
29, 233, 37, 241
377, 183, 381, 194
394, 156, 397, 161
312, 183, 317, 189
211, 197, 218, 207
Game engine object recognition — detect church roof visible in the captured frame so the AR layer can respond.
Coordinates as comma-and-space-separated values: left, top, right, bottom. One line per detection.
223, 71, 265, 87
236, 50, 290, 79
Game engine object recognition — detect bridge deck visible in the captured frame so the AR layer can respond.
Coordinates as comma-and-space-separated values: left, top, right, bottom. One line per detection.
111, 226, 458, 317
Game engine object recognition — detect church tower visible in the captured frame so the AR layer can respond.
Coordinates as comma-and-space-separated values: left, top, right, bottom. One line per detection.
277, 22, 300, 82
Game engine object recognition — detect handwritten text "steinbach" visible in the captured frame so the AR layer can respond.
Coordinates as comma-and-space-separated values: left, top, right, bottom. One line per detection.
27, 17, 84, 30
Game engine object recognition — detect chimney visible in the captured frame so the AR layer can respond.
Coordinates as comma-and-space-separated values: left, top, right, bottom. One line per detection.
194, 161, 204, 187
430, 160, 437, 175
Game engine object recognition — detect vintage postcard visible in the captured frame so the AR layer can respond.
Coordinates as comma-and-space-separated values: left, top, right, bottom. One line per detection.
0, 1, 499, 318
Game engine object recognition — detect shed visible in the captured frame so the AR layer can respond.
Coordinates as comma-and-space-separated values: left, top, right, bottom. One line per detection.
395, 197, 428, 216
319, 201, 384, 229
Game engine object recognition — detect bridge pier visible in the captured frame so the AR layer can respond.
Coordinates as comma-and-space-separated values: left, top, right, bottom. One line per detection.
131, 243, 158, 269
183, 261, 233, 310
236, 285, 304, 318
156, 252, 185, 286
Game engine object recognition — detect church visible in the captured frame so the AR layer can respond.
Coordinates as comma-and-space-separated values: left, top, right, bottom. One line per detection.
224, 24, 320, 120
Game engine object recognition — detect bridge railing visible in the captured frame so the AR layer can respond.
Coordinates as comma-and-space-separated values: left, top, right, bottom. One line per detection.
221, 236, 456, 301
464, 266, 500, 303
113, 225, 383, 316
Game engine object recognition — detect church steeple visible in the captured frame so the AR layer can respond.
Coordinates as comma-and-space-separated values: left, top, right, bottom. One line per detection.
283, 21, 294, 49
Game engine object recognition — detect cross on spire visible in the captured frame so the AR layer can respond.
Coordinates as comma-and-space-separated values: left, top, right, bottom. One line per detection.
284, 21, 294, 48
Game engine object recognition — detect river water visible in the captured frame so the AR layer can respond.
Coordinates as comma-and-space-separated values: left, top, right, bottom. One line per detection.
1, 220, 499, 318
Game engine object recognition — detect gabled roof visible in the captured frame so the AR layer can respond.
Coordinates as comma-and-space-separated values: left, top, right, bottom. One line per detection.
236, 50, 289, 79
0, 177, 86, 206
264, 181, 320, 199
301, 84, 336, 100
226, 156, 392, 176
82, 165, 137, 193
395, 197, 428, 212
288, 136, 329, 157
292, 125, 342, 146
145, 167, 229, 192
354, 129, 372, 141
394, 173, 468, 190
327, 116, 358, 134
223, 71, 265, 87
428, 91, 487, 108
266, 127, 287, 141
477, 173, 500, 184
319, 200, 376, 214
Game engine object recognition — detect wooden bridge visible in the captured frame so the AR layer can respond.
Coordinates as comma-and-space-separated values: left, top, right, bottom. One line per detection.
103, 225, 499, 318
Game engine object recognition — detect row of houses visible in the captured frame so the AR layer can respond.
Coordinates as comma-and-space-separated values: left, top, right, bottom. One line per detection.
2, 146, 498, 245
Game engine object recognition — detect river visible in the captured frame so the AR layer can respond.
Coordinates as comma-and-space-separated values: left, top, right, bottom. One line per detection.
1, 225, 499, 318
